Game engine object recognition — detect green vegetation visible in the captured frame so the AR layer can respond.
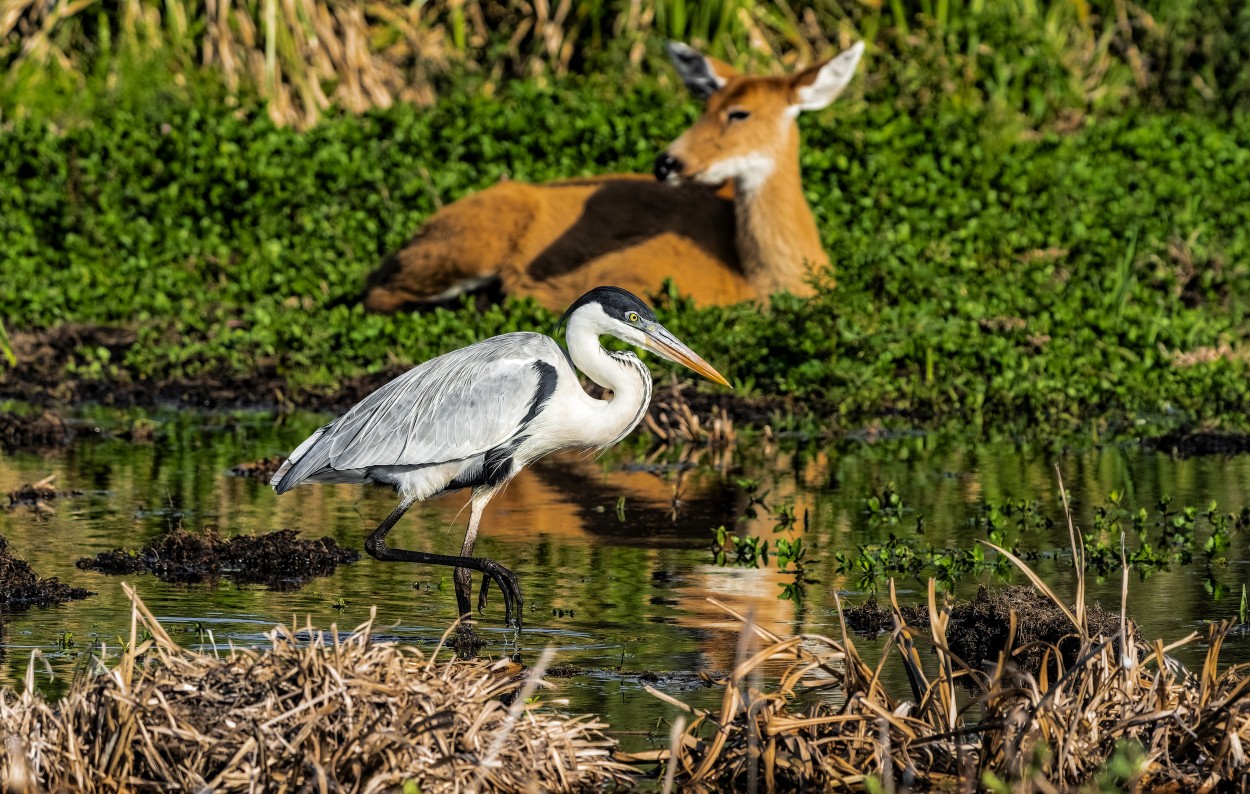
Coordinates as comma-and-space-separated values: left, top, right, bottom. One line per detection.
4, 75, 1249, 436
833, 488, 1250, 592
0, 320, 13, 367
711, 481, 818, 601
2, 2, 1250, 441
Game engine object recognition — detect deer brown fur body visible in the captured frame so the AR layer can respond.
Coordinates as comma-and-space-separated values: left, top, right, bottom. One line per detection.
363, 41, 865, 313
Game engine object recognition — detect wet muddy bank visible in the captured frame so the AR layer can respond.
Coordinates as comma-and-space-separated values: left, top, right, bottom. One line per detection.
1, 324, 793, 444
842, 585, 1135, 673
77, 526, 360, 588
0, 536, 92, 609
12, 324, 1250, 453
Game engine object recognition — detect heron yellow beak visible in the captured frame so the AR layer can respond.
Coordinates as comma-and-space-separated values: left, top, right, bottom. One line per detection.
643, 325, 733, 389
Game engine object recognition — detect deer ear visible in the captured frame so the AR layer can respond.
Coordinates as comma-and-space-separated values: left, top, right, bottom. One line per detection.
791, 41, 864, 112
667, 42, 738, 100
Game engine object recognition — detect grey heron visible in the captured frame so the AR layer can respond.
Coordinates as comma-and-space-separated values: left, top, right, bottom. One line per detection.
270, 286, 730, 627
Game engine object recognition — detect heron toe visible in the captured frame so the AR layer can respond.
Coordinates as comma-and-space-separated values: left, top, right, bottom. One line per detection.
479, 559, 523, 628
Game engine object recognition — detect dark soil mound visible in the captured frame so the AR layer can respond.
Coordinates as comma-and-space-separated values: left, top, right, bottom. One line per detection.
842, 586, 1133, 675
841, 598, 898, 635
0, 410, 72, 452
1142, 430, 1250, 458
0, 536, 93, 609
228, 456, 285, 481
77, 527, 359, 589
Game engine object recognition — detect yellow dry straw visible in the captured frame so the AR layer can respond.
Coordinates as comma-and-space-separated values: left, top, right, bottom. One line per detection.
1, 1, 1147, 128
631, 468, 1250, 791
0, 582, 634, 792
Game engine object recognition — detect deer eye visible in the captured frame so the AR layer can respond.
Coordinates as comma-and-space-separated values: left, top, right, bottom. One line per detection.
727, 108, 751, 123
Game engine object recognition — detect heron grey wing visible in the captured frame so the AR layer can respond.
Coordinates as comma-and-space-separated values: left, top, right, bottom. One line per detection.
321, 332, 564, 472
269, 424, 330, 489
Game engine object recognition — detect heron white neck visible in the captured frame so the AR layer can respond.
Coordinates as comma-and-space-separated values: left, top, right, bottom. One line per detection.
564, 310, 653, 447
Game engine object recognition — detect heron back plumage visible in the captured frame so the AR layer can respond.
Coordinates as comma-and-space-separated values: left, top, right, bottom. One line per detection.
271, 332, 565, 497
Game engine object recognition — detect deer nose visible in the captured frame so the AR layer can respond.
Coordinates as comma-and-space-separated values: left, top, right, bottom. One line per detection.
654, 152, 682, 182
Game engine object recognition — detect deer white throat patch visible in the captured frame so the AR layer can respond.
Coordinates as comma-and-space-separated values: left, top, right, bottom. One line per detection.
698, 153, 776, 194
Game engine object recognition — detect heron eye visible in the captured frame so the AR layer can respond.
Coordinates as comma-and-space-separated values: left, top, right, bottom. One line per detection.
727, 108, 751, 123
627, 312, 640, 323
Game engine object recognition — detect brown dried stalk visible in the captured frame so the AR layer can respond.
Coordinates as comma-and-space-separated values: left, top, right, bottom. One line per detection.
633, 477, 1250, 791
0, 583, 634, 792
645, 377, 735, 447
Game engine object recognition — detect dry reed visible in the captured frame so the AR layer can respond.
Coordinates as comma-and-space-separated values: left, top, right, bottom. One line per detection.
1, 0, 451, 127
628, 469, 1250, 791
645, 377, 736, 448
1, 0, 1156, 128
0, 583, 634, 792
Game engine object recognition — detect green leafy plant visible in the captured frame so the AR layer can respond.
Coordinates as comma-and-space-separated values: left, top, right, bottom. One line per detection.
3, 24, 1250, 445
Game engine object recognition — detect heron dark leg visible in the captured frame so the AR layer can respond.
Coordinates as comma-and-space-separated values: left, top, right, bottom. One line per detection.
364, 495, 523, 628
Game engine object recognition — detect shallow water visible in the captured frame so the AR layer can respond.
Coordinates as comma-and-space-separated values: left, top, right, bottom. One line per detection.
3, 408, 1250, 749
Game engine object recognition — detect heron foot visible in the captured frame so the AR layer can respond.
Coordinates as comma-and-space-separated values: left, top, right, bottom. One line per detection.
477, 558, 524, 629
477, 573, 491, 613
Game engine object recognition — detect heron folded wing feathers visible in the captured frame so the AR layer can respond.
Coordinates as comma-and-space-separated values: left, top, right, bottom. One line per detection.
310, 333, 562, 478
270, 424, 332, 492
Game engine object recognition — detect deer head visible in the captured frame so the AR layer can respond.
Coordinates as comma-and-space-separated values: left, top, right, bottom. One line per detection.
654, 41, 865, 195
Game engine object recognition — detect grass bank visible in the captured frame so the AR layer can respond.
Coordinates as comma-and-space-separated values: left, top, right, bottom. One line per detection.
2, 66, 1248, 439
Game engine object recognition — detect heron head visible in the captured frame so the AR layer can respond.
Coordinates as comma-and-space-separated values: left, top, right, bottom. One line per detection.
558, 287, 732, 388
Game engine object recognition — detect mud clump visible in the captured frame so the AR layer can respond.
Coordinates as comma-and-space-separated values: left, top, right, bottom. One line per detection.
1142, 430, 1250, 458
77, 527, 359, 588
841, 598, 898, 636
843, 586, 1132, 674
7, 474, 83, 510
228, 455, 285, 481
0, 536, 93, 609
0, 410, 72, 453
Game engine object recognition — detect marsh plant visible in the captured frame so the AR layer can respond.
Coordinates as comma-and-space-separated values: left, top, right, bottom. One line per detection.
636, 475, 1250, 791
834, 486, 1250, 592
711, 494, 818, 602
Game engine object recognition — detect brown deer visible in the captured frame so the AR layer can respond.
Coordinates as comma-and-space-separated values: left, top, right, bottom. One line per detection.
362, 40, 865, 313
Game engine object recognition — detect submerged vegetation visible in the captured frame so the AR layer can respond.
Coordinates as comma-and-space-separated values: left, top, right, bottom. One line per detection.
720, 479, 1250, 599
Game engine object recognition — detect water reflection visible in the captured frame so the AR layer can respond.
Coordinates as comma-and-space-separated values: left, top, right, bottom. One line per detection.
3, 410, 1250, 736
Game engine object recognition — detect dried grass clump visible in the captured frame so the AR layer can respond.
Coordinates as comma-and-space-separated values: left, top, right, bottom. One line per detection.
0, 584, 633, 793
645, 378, 735, 448
843, 584, 1137, 676
1, 0, 449, 127
631, 471, 1250, 791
